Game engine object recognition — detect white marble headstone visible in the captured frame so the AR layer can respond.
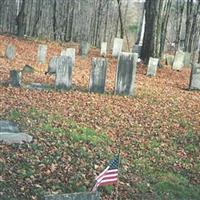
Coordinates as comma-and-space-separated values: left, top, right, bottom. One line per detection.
112, 38, 123, 58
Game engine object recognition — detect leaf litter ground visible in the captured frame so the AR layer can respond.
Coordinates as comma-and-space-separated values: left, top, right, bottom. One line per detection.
0, 35, 200, 199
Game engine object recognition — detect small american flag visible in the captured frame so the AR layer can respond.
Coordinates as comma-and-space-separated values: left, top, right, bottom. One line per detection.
92, 155, 119, 191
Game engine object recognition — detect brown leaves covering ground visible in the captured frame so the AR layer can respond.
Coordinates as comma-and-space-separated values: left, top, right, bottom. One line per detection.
0, 35, 200, 199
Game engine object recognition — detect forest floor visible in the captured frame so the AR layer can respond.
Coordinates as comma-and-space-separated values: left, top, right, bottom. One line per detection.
0, 35, 200, 200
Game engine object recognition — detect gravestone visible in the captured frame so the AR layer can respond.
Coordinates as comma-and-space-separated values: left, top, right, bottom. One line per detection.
61, 48, 76, 65
10, 70, 22, 87
166, 54, 174, 66
80, 41, 90, 56
22, 65, 34, 73
172, 50, 185, 70
147, 57, 159, 77
0, 120, 20, 133
0, 120, 33, 144
115, 52, 138, 96
37, 44, 48, 64
189, 63, 200, 90
112, 38, 123, 58
184, 52, 191, 68
25, 83, 52, 91
47, 56, 59, 74
55, 56, 73, 90
45, 192, 100, 200
89, 57, 107, 93
6, 44, 16, 60
132, 45, 142, 57
100, 42, 107, 56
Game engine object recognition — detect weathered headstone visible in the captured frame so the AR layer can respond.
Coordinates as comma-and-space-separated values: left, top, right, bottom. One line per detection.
22, 65, 34, 73
10, 70, 22, 87
45, 192, 101, 200
100, 42, 107, 56
25, 83, 52, 91
184, 52, 191, 68
166, 54, 174, 66
115, 52, 138, 96
47, 56, 59, 74
61, 48, 76, 65
0, 132, 33, 144
6, 44, 16, 60
55, 56, 73, 90
0, 120, 20, 133
89, 57, 107, 93
37, 44, 48, 64
147, 57, 159, 77
112, 38, 123, 58
172, 50, 185, 70
132, 45, 142, 57
80, 41, 90, 56
189, 63, 200, 90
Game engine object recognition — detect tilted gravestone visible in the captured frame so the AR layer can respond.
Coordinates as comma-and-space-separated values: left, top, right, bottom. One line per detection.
100, 42, 107, 56
6, 44, 16, 60
112, 38, 123, 58
172, 50, 185, 70
47, 56, 59, 74
80, 41, 90, 56
37, 44, 48, 64
184, 52, 191, 68
89, 57, 107, 93
189, 63, 200, 90
45, 192, 101, 200
0, 120, 33, 144
115, 52, 138, 96
132, 45, 142, 57
147, 57, 159, 77
55, 56, 73, 90
61, 48, 76, 65
10, 70, 22, 87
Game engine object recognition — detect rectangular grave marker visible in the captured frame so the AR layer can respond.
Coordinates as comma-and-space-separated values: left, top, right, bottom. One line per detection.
6, 44, 16, 60
112, 38, 123, 58
80, 41, 90, 56
61, 48, 75, 65
172, 50, 185, 70
89, 57, 107, 93
37, 44, 47, 64
189, 63, 200, 90
115, 52, 138, 96
45, 192, 100, 200
10, 70, 22, 87
147, 57, 159, 77
100, 42, 107, 56
55, 56, 73, 90
47, 56, 59, 74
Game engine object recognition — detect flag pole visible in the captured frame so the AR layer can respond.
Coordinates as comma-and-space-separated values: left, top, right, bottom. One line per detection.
115, 138, 121, 200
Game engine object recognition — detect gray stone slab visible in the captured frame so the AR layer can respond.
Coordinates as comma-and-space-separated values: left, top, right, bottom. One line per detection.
132, 45, 142, 57
45, 192, 100, 200
89, 57, 107, 93
37, 44, 48, 64
147, 57, 159, 77
22, 65, 35, 73
100, 42, 107, 56
115, 52, 138, 96
80, 41, 90, 56
47, 56, 59, 74
184, 52, 191, 68
172, 50, 185, 70
24, 83, 53, 91
0, 120, 20, 133
189, 63, 200, 90
61, 48, 76, 65
10, 70, 22, 87
166, 54, 174, 66
112, 38, 123, 58
0, 132, 33, 144
55, 56, 73, 90
6, 44, 16, 60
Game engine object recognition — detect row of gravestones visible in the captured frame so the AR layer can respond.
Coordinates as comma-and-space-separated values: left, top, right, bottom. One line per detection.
5, 39, 200, 92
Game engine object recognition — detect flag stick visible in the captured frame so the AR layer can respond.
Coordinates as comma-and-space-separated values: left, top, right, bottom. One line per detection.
115, 138, 121, 200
